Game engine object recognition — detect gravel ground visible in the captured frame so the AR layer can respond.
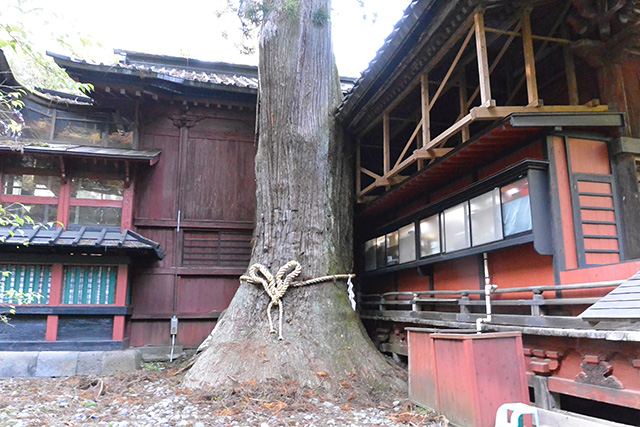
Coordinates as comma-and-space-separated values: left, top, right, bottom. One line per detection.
0, 364, 448, 427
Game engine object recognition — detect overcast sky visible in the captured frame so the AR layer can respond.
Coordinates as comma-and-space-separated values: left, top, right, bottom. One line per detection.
6, 0, 410, 78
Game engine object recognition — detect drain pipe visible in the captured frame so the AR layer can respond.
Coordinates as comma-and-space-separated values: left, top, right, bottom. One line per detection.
476, 253, 497, 333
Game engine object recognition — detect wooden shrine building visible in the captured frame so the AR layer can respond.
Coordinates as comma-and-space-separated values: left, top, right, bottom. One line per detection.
336, 0, 640, 422
0, 49, 258, 350
3, 0, 640, 421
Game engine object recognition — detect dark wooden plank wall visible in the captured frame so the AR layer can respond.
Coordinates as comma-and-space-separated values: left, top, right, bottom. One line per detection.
131, 103, 256, 348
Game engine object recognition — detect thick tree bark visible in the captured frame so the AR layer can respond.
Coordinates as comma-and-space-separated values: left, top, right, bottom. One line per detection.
184, 0, 404, 393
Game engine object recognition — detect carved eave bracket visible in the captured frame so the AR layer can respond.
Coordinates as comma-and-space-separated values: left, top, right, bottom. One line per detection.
575, 355, 624, 390
568, 0, 640, 67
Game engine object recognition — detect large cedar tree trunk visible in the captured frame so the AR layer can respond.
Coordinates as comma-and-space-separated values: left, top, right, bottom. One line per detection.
184, 0, 404, 392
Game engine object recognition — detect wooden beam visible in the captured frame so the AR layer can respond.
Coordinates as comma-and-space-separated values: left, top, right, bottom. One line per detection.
356, 139, 362, 193
418, 112, 476, 153
458, 71, 470, 142
429, 27, 475, 110
521, 7, 540, 106
420, 73, 430, 150
484, 27, 570, 45
564, 46, 579, 106
420, 73, 430, 170
414, 148, 454, 159
388, 153, 418, 177
474, 11, 493, 107
361, 167, 381, 180
467, 22, 522, 109
394, 118, 423, 170
505, 3, 571, 106
470, 104, 608, 120
383, 113, 390, 176
355, 13, 477, 138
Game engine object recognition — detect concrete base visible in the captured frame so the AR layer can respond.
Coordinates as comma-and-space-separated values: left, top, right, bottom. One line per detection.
139, 345, 184, 362
0, 349, 141, 378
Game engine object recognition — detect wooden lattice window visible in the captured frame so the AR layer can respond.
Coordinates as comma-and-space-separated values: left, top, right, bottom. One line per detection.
182, 230, 252, 267
0, 264, 52, 304
62, 266, 117, 305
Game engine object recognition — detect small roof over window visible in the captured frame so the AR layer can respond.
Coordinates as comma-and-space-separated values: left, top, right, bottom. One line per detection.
0, 140, 161, 165
0, 226, 164, 261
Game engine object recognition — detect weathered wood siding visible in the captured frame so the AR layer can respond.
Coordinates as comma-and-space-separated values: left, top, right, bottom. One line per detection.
131, 103, 256, 348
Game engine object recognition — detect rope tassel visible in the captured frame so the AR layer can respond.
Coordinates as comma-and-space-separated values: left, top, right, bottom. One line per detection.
240, 261, 355, 340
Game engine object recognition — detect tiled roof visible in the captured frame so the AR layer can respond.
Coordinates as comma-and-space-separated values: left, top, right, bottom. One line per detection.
0, 226, 164, 260
580, 271, 640, 322
49, 51, 259, 92
115, 62, 258, 90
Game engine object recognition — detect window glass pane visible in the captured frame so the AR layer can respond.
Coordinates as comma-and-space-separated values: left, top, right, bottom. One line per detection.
398, 224, 416, 264
375, 236, 386, 268
386, 231, 399, 266
502, 178, 532, 236
4, 203, 58, 224
470, 188, 503, 246
364, 239, 377, 271
21, 104, 53, 140
54, 118, 106, 144
420, 215, 441, 257
444, 202, 470, 252
3, 174, 60, 197
71, 178, 124, 201
69, 206, 122, 227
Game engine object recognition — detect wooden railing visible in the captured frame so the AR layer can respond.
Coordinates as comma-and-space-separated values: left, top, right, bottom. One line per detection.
359, 280, 622, 330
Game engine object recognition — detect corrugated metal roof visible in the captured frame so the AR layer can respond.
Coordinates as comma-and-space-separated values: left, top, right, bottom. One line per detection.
0, 140, 162, 164
0, 226, 164, 260
580, 271, 640, 322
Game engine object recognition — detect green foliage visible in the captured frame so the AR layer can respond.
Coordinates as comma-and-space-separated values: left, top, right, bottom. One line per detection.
0, 0, 94, 94
312, 7, 331, 27
282, 0, 300, 21
0, 289, 43, 324
0, 0, 95, 140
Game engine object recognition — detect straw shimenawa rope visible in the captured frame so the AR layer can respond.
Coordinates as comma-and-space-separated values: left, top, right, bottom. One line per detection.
240, 261, 354, 340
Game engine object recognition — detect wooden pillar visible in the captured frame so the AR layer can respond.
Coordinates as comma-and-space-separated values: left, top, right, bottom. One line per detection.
474, 11, 493, 107
563, 47, 579, 105
383, 113, 390, 177
383, 114, 391, 190
57, 180, 71, 228
45, 315, 58, 342
114, 264, 128, 306
45, 264, 64, 342
532, 375, 560, 410
356, 139, 361, 194
521, 8, 540, 106
458, 71, 470, 142
121, 175, 135, 230
113, 264, 129, 342
49, 264, 63, 305
113, 316, 125, 341
420, 73, 430, 169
